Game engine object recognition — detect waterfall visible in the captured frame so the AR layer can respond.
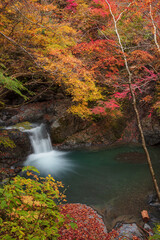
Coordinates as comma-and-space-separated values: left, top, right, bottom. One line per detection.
24, 124, 73, 177
27, 124, 53, 154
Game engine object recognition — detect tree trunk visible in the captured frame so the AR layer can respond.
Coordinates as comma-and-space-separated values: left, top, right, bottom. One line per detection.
104, 0, 160, 201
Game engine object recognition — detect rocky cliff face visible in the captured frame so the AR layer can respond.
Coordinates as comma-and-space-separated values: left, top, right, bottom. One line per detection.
0, 99, 160, 172
142, 116, 160, 145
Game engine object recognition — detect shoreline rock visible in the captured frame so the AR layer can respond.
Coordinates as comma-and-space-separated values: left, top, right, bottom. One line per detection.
1, 100, 160, 151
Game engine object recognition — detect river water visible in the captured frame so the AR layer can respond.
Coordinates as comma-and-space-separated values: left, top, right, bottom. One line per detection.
23, 124, 160, 227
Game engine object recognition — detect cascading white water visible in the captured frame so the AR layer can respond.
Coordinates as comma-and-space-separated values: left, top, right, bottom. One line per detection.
27, 125, 53, 154
24, 124, 73, 177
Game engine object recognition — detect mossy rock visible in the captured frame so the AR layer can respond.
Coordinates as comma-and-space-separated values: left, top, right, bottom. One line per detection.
11, 121, 32, 130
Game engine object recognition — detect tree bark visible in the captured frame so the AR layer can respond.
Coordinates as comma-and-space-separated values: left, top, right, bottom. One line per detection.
104, 0, 160, 201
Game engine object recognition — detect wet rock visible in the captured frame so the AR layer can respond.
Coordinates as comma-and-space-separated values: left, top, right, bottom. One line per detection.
1, 98, 160, 150
148, 193, 157, 205
5, 101, 55, 126
148, 193, 160, 208
149, 212, 160, 227
116, 223, 143, 239
144, 223, 154, 236
144, 223, 152, 230
0, 99, 127, 148
49, 102, 127, 147
0, 109, 18, 123
117, 114, 160, 147
0, 119, 5, 126
56, 117, 126, 149
149, 202, 160, 207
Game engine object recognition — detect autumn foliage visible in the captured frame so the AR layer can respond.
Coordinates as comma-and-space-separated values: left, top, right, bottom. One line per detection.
58, 204, 108, 239
58, 204, 144, 240
0, 0, 159, 118
0, 167, 67, 239
0, 167, 142, 240
0, 1, 160, 238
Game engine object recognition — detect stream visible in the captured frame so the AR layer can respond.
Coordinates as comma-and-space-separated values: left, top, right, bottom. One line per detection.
23, 124, 160, 228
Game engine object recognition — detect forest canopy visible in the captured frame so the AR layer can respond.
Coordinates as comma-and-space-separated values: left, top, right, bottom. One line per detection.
0, 0, 159, 118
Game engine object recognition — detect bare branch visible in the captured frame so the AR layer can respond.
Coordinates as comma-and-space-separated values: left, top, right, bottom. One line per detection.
0, 31, 40, 67
12, 4, 56, 34
0, 31, 59, 77
116, 2, 132, 23
11, 71, 46, 79
96, 25, 120, 48
149, 3, 160, 52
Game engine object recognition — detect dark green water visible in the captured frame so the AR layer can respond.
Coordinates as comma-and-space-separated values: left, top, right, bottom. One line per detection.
60, 145, 160, 207
25, 144, 160, 226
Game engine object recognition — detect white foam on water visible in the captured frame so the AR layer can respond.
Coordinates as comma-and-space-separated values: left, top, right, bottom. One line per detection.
24, 124, 74, 177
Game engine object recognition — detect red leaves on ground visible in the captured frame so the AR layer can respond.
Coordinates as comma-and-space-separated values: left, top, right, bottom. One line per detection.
58, 203, 108, 240
58, 204, 143, 240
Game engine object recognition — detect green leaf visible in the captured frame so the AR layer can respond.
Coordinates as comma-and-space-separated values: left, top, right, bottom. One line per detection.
0, 165, 65, 239
0, 200, 7, 209
0, 72, 29, 100
0, 63, 6, 69
2, 235, 15, 240
69, 222, 77, 230
22, 166, 40, 173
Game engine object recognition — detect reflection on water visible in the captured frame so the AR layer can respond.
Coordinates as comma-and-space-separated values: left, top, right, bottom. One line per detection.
23, 124, 160, 224
24, 143, 160, 207
61, 146, 155, 205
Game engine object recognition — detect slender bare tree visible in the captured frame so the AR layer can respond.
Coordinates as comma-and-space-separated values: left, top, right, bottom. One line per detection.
104, 0, 160, 201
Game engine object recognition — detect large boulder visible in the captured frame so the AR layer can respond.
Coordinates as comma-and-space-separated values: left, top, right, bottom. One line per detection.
115, 223, 143, 239
50, 114, 89, 144
55, 117, 127, 149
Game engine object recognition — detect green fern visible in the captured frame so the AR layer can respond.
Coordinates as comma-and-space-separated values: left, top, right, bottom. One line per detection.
0, 71, 30, 100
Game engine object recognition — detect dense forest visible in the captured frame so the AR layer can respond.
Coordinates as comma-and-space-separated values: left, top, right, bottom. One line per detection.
0, 0, 159, 118
0, 0, 160, 239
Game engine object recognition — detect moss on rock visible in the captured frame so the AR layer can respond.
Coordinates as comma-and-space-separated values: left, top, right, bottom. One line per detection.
11, 121, 32, 130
